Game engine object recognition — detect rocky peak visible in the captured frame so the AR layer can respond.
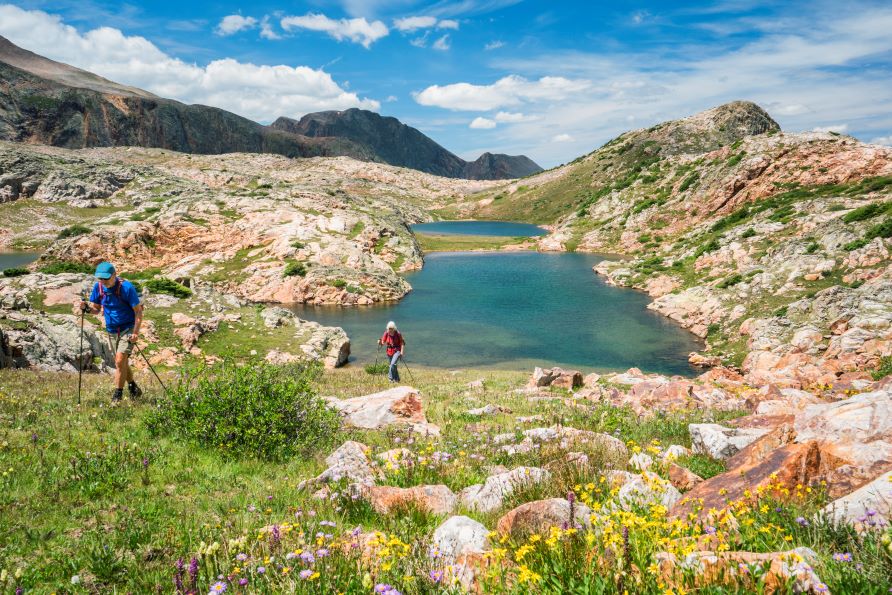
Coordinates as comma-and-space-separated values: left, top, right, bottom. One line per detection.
270, 109, 542, 180
617, 100, 781, 158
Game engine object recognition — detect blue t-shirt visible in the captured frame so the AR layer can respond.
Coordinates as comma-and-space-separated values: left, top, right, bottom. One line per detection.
89, 279, 141, 333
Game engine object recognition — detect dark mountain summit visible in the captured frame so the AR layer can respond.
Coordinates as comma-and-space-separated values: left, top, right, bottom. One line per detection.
271, 109, 542, 179
0, 36, 540, 180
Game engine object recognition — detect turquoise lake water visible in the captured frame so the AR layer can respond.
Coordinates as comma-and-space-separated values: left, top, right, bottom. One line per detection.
412, 221, 546, 236
293, 250, 702, 376
0, 252, 40, 270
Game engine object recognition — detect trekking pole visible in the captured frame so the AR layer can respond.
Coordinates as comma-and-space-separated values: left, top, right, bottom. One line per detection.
133, 343, 168, 394
400, 355, 416, 383
374, 343, 380, 370
76, 296, 86, 406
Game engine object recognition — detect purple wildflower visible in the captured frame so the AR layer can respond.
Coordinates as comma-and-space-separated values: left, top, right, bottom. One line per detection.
236, 553, 247, 562
257, 566, 266, 574
299, 569, 313, 580
832, 552, 853, 562
208, 581, 227, 594
174, 558, 185, 593
188, 558, 199, 592
316, 548, 330, 558
299, 551, 315, 564
238, 578, 248, 586
430, 569, 445, 583
795, 516, 809, 527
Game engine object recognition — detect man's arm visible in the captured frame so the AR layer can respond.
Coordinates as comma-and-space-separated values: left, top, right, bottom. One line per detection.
79, 284, 101, 314
131, 304, 144, 341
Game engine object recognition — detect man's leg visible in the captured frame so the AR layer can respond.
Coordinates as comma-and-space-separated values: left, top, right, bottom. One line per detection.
114, 353, 128, 389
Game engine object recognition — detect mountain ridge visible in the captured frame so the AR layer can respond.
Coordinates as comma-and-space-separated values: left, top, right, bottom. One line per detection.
271, 109, 541, 180
0, 35, 540, 180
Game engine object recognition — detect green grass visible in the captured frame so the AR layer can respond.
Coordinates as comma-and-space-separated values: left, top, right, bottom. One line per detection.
38, 261, 93, 275
57, 224, 92, 239
0, 199, 125, 249
203, 245, 264, 284
873, 356, 892, 381
143, 278, 192, 298
2, 267, 29, 277
416, 233, 531, 252
0, 363, 889, 594
843, 201, 891, 223
283, 260, 307, 277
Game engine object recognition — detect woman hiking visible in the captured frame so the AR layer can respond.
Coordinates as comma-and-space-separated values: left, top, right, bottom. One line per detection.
378, 321, 406, 383
78, 261, 144, 403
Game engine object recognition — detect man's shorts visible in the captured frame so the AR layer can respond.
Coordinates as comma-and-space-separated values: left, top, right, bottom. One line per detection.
109, 329, 134, 355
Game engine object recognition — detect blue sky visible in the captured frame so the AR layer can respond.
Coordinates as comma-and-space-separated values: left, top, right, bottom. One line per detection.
1, 0, 892, 167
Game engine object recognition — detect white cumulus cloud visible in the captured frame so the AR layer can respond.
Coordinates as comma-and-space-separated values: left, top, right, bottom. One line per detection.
552, 133, 574, 142
280, 13, 388, 48
394, 15, 459, 35
469, 117, 496, 129
216, 14, 257, 36
812, 124, 849, 134
484, 40, 505, 50
393, 16, 437, 31
259, 16, 282, 40
0, 4, 379, 122
414, 75, 592, 111
870, 135, 892, 146
494, 111, 535, 122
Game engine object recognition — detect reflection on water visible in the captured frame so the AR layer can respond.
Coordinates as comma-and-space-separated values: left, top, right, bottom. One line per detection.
412, 221, 546, 237
293, 251, 702, 376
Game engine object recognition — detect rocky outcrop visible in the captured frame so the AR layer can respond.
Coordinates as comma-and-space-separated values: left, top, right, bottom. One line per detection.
299, 441, 377, 489
431, 516, 490, 560
528, 366, 583, 389
325, 386, 440, 436
793, 389, 892, 492
656, 548, 824, 593
0, 308, 114, 371
689, 423, 770, 459
821, 470, 892, 531
459, 466, 551, 513
496, 498, 592, 538
364, 484, 457, 515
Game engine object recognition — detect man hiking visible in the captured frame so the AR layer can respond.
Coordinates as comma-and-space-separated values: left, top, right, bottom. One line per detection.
377, 321, 405, 383
79, 261, 144, 402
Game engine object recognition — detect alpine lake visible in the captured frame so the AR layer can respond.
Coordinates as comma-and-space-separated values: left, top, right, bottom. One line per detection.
294, 221, 703, 376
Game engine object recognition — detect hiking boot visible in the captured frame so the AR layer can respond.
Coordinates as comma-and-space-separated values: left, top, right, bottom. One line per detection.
112, 388, 124, 403
128, 381, 142, 399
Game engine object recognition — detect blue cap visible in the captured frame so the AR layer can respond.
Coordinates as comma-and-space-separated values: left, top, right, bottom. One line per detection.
94, 261, 116, 279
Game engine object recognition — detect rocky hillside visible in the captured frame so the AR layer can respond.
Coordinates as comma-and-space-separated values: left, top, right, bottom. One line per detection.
0, 38, 367, 160
446, 101, 892, 386
272, 109, 542, 180
0, 140, 498, 369
0, 36, 539, 180
0, 141, 496, 305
